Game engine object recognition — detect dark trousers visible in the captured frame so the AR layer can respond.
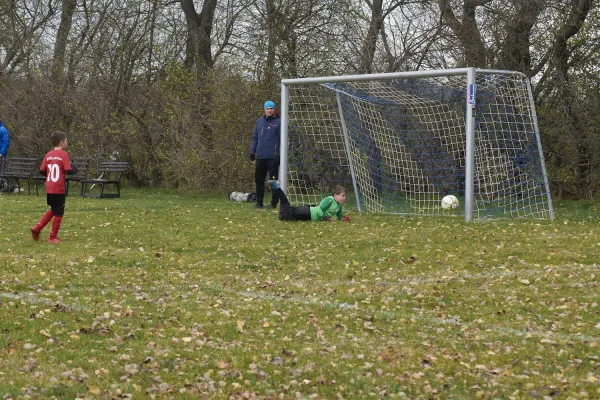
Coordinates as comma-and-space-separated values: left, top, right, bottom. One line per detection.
255, 158, 280, 206
47, 194, 66, 216
275, 188, 311, 221
0, 157, 6, 190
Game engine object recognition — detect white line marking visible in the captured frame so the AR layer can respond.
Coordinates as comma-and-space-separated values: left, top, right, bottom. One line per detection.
222, 288, 600, 343
0, 292, 89, 312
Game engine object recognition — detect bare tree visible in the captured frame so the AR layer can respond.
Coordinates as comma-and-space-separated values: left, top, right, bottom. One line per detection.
263, 0, 279, 89
243, 0, 341, 90
379, 2, 443, 71
52, 0, 77, 82
547, 0, 594, 197
0, 1, 57, 76
495, 1, 545, 74
181, 0, 217, 74
356, 0, 413, 73
436, 0, 489, 67
1, 0, 599, 194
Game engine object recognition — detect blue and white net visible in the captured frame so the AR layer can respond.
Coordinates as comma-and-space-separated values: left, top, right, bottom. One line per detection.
285, 73, 552, 219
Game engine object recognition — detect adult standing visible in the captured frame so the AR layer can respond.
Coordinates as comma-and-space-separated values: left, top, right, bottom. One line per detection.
249, 100, 280, 208
0, 120, 9, 176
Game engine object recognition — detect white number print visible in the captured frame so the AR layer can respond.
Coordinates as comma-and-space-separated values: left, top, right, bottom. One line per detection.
47, 164, 61, 183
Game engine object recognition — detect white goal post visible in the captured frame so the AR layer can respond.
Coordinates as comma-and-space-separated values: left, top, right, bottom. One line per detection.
279, 68, 554, 221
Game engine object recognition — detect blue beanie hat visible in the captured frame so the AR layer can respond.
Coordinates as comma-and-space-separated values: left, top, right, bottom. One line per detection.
264, 100, 276, 110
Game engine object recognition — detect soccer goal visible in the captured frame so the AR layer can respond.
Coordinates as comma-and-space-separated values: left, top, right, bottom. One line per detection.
280, 68, 554, 221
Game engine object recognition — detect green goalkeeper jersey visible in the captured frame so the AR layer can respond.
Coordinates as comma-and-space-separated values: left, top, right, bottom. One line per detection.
310, 196, 343, 221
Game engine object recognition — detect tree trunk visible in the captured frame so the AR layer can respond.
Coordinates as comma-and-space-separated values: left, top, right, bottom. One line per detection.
180, 0, 218, 151
181, 0, 217, 75
358, 0, 383, 74
438, 0, 487, 67
263, 0, 280, 92
496, 0, 544, 74
147, 0, 158, 84
52, 0, 77, 83
551, 0, 594, 197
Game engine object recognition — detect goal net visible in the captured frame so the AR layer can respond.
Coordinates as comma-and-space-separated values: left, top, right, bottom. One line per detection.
280, 69, 554, 221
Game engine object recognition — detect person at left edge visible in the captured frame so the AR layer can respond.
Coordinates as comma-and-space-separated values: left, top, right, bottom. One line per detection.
0, 120, 9, 175
249, 100, 281, 209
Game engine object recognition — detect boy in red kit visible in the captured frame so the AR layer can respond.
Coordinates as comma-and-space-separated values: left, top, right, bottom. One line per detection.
31, 131, 78, 243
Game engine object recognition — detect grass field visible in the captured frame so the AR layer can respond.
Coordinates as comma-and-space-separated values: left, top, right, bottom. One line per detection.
1, 188, 599, 399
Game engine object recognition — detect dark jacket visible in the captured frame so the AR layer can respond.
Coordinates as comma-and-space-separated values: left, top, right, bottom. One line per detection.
0, 122, 9, 157
249, 111, 280, 159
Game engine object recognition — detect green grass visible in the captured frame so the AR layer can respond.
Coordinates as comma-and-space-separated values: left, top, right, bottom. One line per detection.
1, 189, 599, 399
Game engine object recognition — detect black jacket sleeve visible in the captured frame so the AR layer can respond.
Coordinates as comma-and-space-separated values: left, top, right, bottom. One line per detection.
66, 164, 79, 175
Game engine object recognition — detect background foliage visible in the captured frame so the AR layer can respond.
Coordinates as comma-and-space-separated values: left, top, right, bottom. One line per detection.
0, 0, 599, 197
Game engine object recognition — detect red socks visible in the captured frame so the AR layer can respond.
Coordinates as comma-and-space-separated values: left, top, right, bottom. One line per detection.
31, 210, 54, 241
31, 211, 63, 243
35, 210, 54, 231
48, 216, 63, 243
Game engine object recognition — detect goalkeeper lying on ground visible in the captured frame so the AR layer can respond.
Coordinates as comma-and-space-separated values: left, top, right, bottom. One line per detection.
267, 180, 350, 222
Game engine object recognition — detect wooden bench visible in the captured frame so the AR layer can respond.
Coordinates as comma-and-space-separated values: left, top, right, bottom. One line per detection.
34, 157, 90, 196
0, 157, 38, 195
82, 161, 128, 198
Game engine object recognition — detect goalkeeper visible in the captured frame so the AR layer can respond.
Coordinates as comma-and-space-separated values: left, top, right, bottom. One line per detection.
267, 180, 349, 222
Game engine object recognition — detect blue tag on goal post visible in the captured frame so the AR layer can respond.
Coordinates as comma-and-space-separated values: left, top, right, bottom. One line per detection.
468, 83, 476, 105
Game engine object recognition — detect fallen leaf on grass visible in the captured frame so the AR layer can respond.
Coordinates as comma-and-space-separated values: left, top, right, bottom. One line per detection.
21, 358, 36, 372
237, 320, 245, 332
363, 321, 377, 331
124, 364, 139, 375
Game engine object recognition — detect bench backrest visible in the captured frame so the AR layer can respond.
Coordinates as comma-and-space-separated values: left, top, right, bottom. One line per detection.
95, 161, 128, 179
1, 157, 38, 177
67, 157, 90, 181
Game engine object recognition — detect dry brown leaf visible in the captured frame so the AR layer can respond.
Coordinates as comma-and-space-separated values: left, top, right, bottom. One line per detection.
89, 386, 101, 395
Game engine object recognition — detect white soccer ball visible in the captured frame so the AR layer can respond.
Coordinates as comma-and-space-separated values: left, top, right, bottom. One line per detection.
441, 195, 459, 210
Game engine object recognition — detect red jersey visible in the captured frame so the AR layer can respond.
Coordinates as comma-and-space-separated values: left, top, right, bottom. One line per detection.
40, 149, 72, 194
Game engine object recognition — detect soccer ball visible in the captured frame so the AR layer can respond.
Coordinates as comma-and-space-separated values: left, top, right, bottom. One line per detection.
441, 195, 459, 210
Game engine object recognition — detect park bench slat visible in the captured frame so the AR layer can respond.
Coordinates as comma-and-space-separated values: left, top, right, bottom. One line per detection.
0, 157, 38, 195
82, 161, 128, 198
